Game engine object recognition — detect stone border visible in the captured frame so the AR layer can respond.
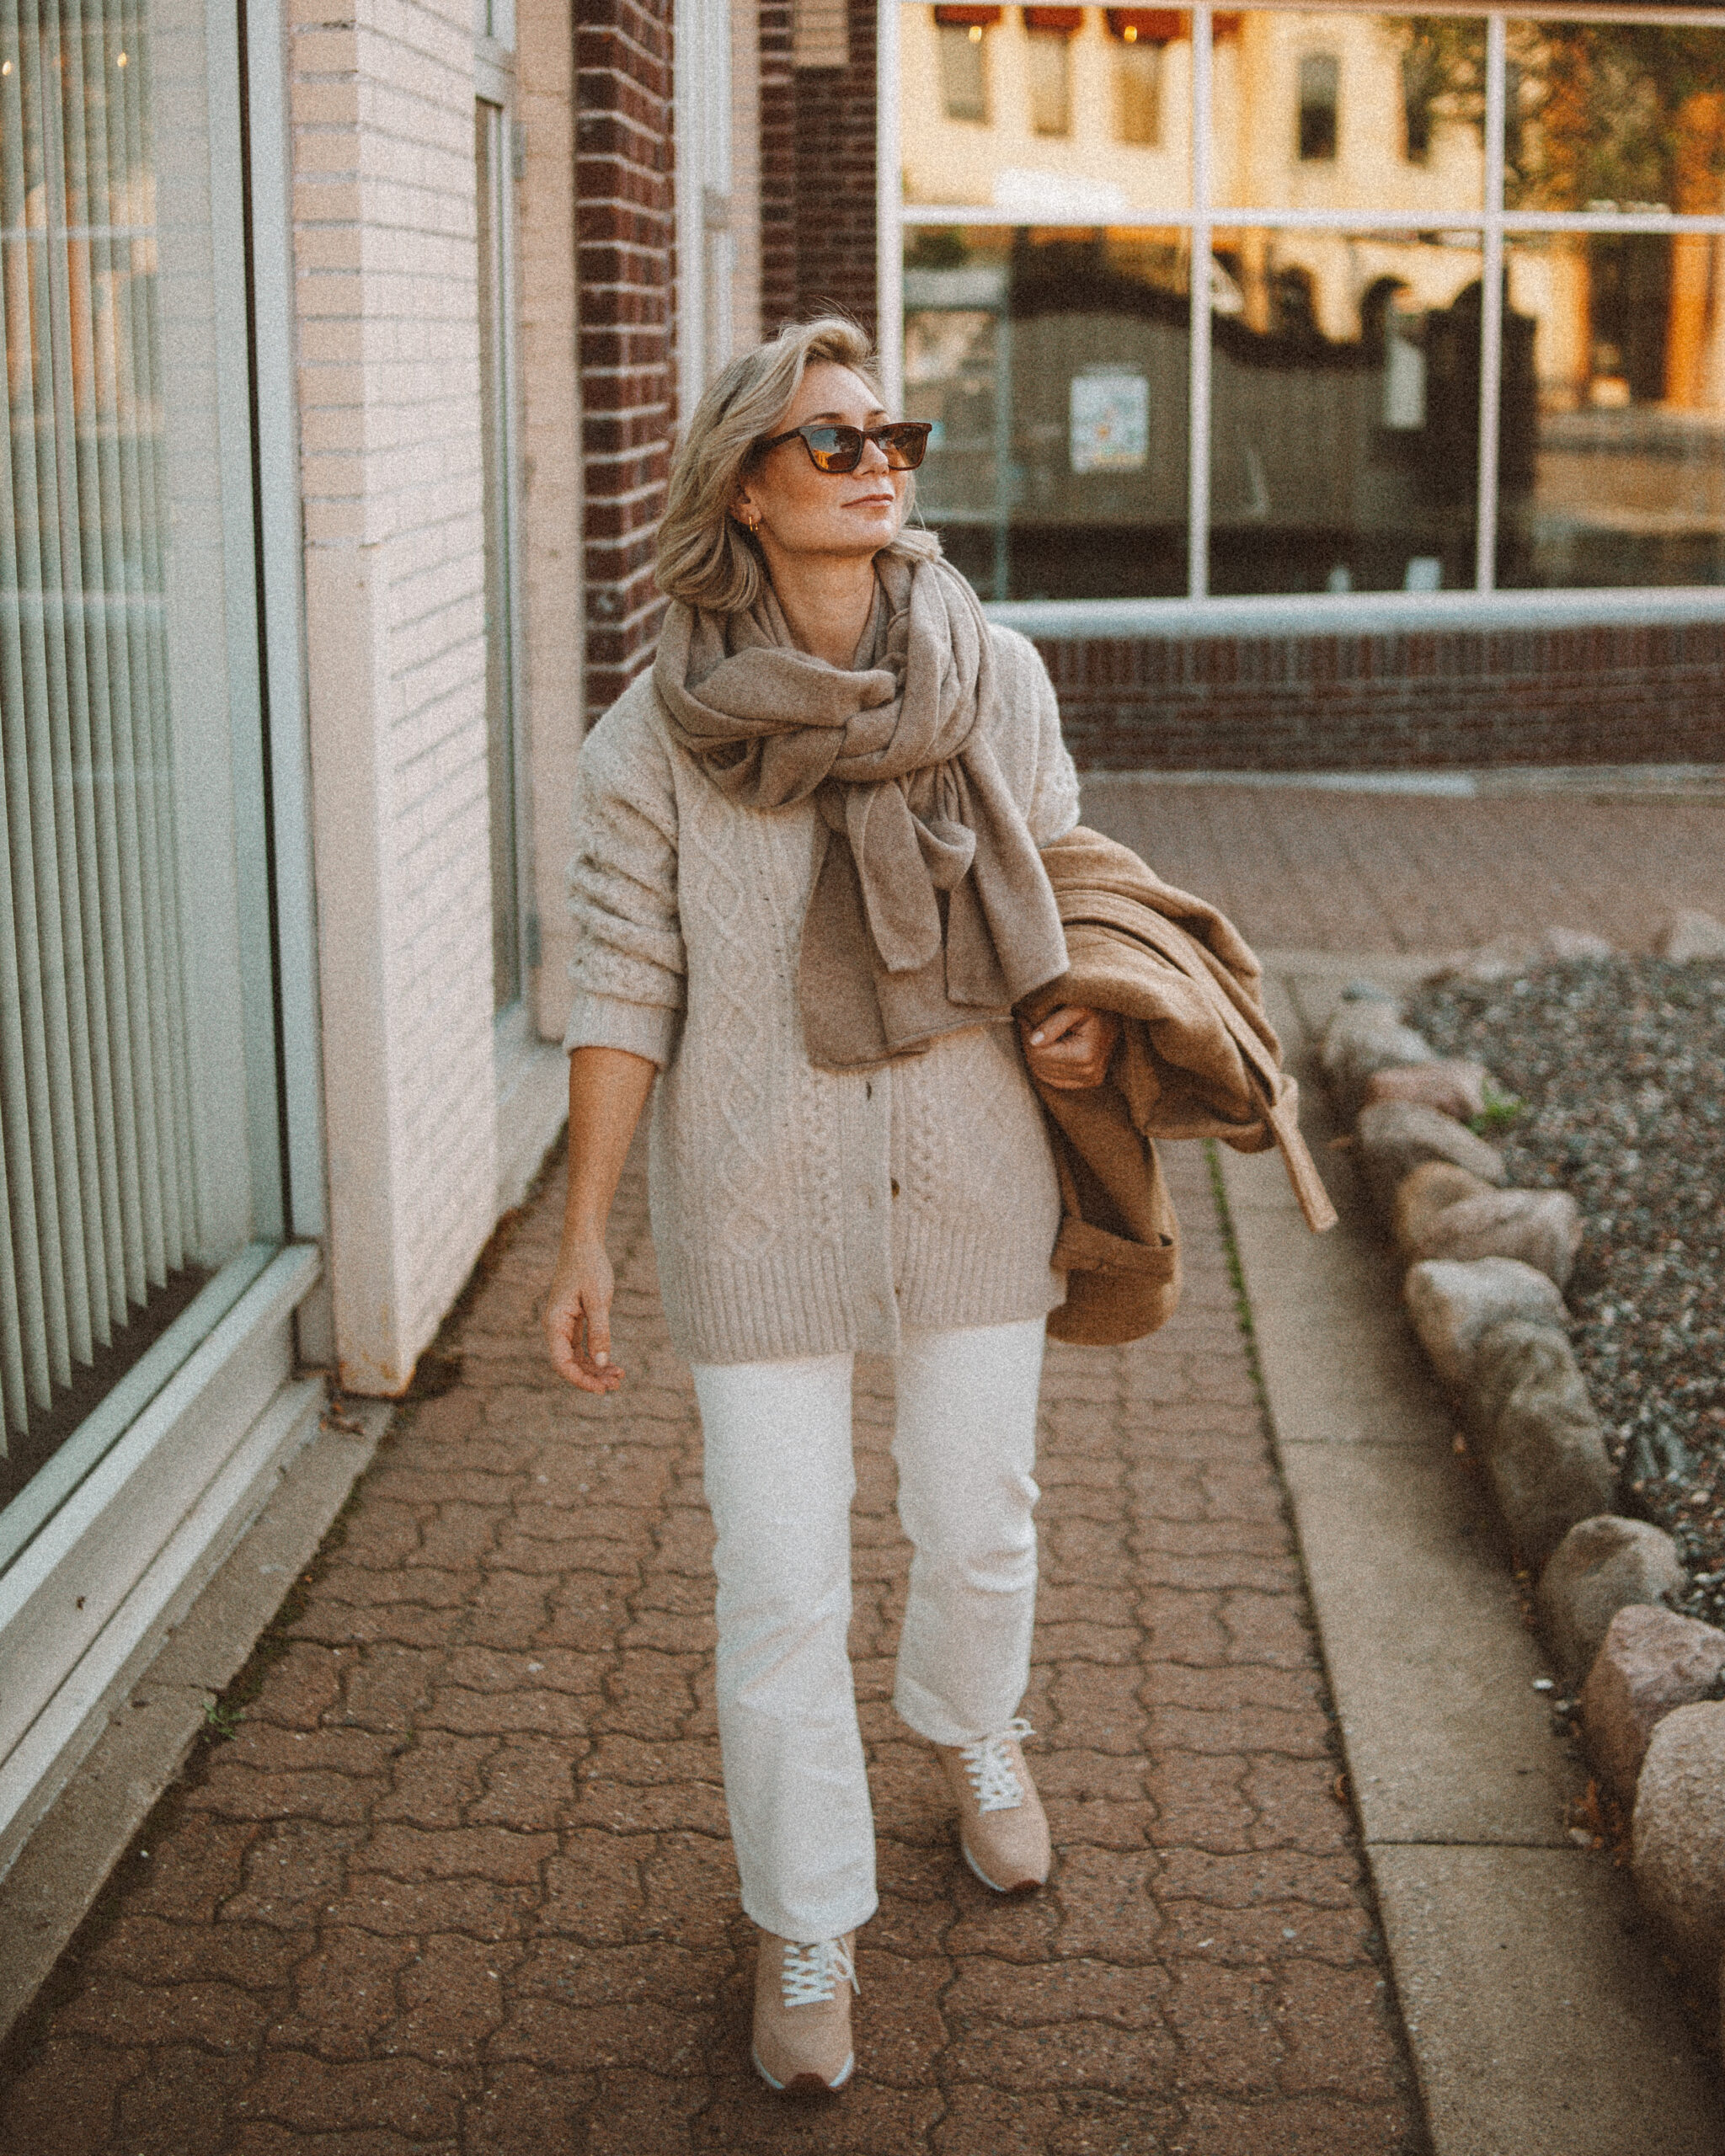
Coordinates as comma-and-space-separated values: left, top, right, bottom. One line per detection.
1315, 939, 1725, 2036
1217, 951, 1722, 2153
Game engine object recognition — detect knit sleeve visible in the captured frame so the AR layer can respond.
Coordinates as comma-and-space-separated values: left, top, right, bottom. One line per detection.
563, 691, 686, 1066
990, 625, 1081, 847
1027, 665, 1081, 848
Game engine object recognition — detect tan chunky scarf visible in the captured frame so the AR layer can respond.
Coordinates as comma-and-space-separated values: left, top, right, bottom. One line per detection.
653, 551, 1069, 1069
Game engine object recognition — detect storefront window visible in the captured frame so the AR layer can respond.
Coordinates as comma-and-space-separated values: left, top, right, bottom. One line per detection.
1, 3, 280, 1540
896, 4, 1725, 599
1209, 229, 1483, 594
908, 227, 1190, 599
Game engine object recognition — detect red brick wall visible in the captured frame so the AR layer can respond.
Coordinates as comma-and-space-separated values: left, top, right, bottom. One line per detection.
790, 2, 879, 335
758, 1, 798, 334
757, 0, 879, 341
1039, 619, 1725, 771
576, 1, 676, 722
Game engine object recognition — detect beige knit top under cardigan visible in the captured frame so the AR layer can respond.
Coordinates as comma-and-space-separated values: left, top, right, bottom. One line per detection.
563, 622, 1082, 1364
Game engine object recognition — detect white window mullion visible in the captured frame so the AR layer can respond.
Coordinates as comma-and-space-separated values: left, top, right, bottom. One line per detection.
1477, 13, 1508, 594
1188, 5, 1214, 601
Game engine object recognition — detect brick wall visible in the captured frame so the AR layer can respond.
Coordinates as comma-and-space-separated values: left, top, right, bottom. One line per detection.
293, 0, 499, 1390
789, 0, 878, 334
756, 0, 878, 341
575, 0, 677, 722
757, 2, 797, 334
1038, 620, 1725, 771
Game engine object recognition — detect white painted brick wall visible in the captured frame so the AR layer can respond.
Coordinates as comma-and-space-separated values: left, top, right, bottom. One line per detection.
292, 0, 499, 1392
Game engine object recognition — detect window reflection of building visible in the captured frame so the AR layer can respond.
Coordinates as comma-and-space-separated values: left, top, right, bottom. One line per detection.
1026, 8, 1079, 134
1113, 21, 1162, 146
1296, 52, 1338, 162
936, 6, 995, 122
899, 5, 1725, 596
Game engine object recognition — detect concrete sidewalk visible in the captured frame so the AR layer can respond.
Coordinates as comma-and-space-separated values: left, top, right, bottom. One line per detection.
0, 1133, 1423, 2153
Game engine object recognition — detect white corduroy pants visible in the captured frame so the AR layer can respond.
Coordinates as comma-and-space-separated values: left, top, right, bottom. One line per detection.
692, 1316, 1046, 1945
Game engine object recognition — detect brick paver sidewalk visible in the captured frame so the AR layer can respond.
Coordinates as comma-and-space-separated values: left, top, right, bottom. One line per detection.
1082, 781, 1725, 955
1, 1139, 1422, 2155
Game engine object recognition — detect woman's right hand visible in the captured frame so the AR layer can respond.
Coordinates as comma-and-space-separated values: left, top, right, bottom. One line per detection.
543, 1235, 624, 1394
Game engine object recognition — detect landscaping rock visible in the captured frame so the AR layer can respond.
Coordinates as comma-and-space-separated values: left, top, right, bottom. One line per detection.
1478, 1347, 1616, 1570
1432, 936, 1546, 985
1541, 927, 1615, 962
1393, 1161, 1497, 1262
1632, 1701, 1725, 1976
1431, 927, 1615, 984
1321, 1002, 1439, 1119
1536, 1514, 1689, 1684
1394, 1176, 1583, 1289
1402, 1256, 1567, 1394
1354, 1101, 1507, 1218
1362, 1059, 1492, 1122
1340, 979, 1398, 1004
1581, 1603, 1725, 1806
1658, 908, 1725, 963
1407, 953, 1725, 1636
1468, 1320, 1583, 1438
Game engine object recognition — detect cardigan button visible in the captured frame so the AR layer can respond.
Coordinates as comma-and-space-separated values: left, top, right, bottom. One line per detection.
890, 1179, 900, 1198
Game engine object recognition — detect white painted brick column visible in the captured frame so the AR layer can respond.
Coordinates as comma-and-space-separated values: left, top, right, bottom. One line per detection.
291, 0, 498, 1393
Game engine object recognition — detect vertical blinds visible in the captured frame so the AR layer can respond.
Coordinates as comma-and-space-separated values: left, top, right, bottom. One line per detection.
0, 3, 197, 1449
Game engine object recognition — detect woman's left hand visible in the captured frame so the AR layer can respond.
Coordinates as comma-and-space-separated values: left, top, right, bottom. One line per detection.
1019, 1005, 1120, 1091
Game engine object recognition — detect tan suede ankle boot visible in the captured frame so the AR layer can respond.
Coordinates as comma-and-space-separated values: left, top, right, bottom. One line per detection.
933, 1717, 1051, 1893
750, 1929, 857, 2093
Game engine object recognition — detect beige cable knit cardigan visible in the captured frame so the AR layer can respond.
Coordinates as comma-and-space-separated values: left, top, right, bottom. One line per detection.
564, 622, 1081, 1364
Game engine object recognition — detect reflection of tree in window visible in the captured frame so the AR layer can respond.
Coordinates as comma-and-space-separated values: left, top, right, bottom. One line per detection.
1402, 44, 1435, 162
1110, 15, 1162, 147
1025, 10, 1080, 138
1409, 23, 1725, 410
1393, 19, 1486, 169
1504, 22, 1725, 212
933, 7, 996, 123
1297, 53, 1338, 163
906, 225, 971, 270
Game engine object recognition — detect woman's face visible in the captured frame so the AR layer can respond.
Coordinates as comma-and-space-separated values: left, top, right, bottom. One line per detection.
734, 360, 909, 566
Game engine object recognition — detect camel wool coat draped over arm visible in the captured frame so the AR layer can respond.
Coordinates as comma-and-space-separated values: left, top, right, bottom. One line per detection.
563, 623, 1082, 1365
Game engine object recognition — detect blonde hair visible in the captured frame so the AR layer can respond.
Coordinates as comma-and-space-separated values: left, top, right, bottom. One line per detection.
655, 316, 939, 616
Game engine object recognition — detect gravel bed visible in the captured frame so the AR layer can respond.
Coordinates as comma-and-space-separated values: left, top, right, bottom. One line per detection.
1406, 958, 1725, 1628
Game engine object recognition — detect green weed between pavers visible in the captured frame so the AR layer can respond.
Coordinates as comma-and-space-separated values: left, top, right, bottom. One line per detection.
1469, 1079, 1525, 1136
200, 1698, 244, 1742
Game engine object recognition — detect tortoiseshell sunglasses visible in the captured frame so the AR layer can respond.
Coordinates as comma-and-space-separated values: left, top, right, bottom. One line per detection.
753, 421, 933, 473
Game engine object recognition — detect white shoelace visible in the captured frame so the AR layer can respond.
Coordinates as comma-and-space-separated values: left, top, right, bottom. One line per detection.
959, 1716, 1035, 1814
780, 1935, 859, 2008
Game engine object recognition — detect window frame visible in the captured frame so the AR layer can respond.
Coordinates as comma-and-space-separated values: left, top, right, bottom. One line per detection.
884, 0, 1725, 614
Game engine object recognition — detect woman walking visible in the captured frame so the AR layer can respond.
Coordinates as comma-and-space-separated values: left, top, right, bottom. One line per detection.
542, 318, 1117, 2094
